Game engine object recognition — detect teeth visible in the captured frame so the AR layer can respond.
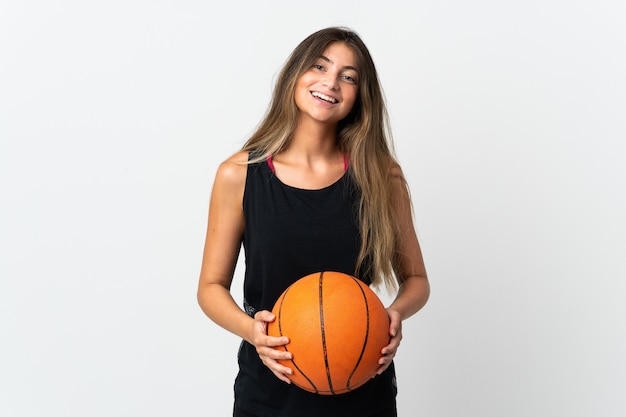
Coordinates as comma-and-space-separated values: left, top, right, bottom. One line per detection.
311, 91, 337, 103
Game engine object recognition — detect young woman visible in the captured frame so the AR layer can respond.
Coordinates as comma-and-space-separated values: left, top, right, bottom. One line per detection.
197, 27, 429, 417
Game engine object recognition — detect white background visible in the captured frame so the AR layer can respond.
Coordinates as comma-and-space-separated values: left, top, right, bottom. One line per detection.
2, 1, 625, 416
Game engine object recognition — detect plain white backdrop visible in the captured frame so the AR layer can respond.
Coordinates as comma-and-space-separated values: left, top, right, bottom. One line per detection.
2, 1, 625, 416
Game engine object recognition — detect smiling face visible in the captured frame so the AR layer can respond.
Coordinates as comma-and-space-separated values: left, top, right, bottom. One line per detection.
294, 42, 360, 127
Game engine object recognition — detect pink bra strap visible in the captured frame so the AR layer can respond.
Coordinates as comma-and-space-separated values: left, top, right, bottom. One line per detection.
266, 156, 275, 173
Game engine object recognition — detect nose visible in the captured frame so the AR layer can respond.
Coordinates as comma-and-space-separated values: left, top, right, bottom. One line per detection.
322, 74, 339, 90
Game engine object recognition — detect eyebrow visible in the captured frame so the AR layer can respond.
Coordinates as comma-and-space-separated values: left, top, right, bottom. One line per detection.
319, 55, 359, 73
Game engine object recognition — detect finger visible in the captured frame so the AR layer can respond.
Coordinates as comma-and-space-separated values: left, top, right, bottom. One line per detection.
390, 319, 402, 337
378, 349, 396, 364
263, 334, 290, 347
254, 310, 276, 323
257, 344, 293, 361
380, 334, 401, 360
380, 339, 393, 355
261, 356, 294, 383
381, 336, 400, 355
386, 308, 402, 336
381, 330, 400, 354
376, 358, 391, 375
271, 368, 293, 384
376, 348, 398, 373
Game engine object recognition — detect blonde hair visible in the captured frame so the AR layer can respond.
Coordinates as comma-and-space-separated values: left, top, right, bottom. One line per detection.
242, 27, 406, 291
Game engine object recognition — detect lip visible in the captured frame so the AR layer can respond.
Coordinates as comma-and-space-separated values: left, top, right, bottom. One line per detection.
310, 90, 339, 105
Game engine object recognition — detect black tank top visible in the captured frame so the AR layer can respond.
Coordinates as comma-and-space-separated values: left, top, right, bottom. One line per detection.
235, 155, 397, 417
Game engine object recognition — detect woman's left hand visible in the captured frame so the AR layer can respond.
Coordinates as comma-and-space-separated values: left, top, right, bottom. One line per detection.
377, 308, 402, 375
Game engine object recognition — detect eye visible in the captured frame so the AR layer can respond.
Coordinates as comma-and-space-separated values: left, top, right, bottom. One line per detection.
342, 74, 358, 84
312, 63, 324, 70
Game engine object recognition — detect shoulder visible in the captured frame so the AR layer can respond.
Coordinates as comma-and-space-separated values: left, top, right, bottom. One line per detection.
210, 151, 249, 207
387, 162, 412, 205
389, 162, 405, 180
214, 151, 249, 188
388, 162, 408, 189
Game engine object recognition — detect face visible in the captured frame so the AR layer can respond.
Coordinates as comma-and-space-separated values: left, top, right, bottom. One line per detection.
294, 42, 360, 126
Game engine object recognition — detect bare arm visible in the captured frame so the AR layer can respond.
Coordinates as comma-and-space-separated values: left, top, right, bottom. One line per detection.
387, 167, 430, 320
197, 152, 248, 334
377, 165, 430, 373
196, 151, 294, 382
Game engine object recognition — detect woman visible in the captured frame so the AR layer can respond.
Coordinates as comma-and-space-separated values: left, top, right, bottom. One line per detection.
197, 27, 429, 417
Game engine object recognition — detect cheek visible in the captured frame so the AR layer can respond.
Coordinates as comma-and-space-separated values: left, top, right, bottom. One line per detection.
294, 74, 314, 105
296, 71, 315, 89
294, 88, 308, 110
344, 90, 359, 112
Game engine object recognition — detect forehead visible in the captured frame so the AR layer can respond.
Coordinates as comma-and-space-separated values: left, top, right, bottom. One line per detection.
319, 42, 359, 70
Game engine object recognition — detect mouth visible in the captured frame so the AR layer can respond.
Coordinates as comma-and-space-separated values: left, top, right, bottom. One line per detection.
311, 91, 338, 104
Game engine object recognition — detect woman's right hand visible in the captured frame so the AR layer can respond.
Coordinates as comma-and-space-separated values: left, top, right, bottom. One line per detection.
250, 310, 294, 384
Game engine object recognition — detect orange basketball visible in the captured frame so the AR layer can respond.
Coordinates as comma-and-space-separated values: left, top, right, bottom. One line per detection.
267, 271, 390, 395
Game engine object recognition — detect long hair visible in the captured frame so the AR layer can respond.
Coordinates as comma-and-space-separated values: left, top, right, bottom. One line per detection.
242, 27, 406, 291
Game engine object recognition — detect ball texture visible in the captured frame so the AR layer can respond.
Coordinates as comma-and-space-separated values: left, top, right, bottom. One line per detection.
267, 271, 390, 395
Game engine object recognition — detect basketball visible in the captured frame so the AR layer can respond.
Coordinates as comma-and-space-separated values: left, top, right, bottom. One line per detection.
267, 271, 390, 395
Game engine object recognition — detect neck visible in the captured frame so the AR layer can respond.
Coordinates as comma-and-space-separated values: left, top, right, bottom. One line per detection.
289, 117, 339, 156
